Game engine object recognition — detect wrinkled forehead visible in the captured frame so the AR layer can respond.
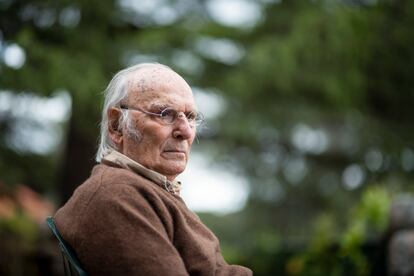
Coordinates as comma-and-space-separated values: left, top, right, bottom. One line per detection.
125, 66, 195, 108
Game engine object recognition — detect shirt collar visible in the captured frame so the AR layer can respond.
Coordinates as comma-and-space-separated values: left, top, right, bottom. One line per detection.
101, 149, 181, 195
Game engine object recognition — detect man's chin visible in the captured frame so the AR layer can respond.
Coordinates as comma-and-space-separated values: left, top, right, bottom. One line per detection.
158, 161, 186, 178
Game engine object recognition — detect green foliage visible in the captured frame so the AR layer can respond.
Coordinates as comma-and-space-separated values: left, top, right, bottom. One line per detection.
288, 186, 393, 276
0, 213, 39, 276
0, 213, 38, 243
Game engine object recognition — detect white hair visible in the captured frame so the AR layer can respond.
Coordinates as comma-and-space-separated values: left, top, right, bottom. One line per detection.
96, 62, 172, 162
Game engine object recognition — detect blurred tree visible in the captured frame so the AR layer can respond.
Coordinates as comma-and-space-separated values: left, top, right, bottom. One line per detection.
1, 0, 131, 202
198, 0, 414, 237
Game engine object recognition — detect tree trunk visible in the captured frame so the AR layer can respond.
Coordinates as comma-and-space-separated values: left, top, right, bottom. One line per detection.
58, 116, 97, 206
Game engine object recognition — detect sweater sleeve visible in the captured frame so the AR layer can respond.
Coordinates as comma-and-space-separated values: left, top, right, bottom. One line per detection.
75, 181, 189, 276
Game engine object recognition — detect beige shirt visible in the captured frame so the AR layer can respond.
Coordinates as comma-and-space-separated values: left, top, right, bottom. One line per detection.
102, 149, 181, 195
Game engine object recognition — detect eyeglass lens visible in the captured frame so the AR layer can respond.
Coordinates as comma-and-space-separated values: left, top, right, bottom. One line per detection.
161, 108, 198, 125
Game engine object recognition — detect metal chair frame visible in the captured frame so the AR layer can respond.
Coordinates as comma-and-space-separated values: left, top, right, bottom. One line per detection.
46, 216, 87, 276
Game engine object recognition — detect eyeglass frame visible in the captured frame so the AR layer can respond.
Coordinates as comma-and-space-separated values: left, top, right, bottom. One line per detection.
119, 105, 204, 127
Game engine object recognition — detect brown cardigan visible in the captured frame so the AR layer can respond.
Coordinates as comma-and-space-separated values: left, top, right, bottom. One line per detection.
54, 164, 252, 275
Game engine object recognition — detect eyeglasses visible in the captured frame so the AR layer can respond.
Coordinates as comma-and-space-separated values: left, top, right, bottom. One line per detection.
120, 105, 204, 127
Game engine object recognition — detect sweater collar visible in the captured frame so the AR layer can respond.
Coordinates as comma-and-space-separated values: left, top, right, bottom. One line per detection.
101, 149, 181, 195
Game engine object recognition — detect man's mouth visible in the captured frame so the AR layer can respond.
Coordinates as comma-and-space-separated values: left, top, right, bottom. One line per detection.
163, 149, 186, 157
162, 151, 186, 161
163, 147, 187, 153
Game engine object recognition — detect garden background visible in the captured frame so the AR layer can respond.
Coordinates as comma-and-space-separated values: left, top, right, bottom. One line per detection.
1, 0, 414, 275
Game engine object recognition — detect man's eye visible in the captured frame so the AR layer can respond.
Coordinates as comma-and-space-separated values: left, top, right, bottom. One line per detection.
186, 112, 196, 121
160, 109, 176, 118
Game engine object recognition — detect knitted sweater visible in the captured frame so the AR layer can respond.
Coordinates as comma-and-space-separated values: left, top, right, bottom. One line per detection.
54, 163, 252, 275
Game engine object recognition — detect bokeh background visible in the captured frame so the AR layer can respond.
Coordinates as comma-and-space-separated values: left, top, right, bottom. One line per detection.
1, 0, 414, 275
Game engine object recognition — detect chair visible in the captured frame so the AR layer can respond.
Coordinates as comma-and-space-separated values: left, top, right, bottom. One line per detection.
46, 216, 88, 276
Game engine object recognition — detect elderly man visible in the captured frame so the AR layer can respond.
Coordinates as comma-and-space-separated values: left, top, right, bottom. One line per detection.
54, 63, 252, 275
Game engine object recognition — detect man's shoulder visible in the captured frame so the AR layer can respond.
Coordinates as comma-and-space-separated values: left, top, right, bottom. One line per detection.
54, 163, 173, 233
96, 163, 161, 193
82, 163, 176, 206
58, 164, 161, 212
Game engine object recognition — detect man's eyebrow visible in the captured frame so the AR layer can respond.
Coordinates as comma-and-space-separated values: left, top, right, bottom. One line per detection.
149, 102, 198, 113
149, 103, 169, 110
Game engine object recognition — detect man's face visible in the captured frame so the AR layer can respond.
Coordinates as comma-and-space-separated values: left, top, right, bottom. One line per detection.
119, 67, 197, 180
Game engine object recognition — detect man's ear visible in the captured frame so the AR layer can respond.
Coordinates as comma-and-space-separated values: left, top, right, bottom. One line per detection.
107, 107, 123, 146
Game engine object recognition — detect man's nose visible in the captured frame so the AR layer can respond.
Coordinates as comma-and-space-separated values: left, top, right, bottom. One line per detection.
173, 113, 194, 140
